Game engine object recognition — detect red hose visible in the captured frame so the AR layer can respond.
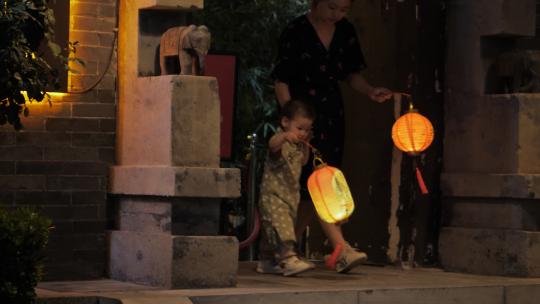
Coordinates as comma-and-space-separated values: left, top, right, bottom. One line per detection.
239, 208, 261, 249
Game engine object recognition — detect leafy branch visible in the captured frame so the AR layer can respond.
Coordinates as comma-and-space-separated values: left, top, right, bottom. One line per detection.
0, 0, 71, 130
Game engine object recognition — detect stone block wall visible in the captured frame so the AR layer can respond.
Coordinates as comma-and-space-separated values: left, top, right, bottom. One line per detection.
0, 0, 118, 280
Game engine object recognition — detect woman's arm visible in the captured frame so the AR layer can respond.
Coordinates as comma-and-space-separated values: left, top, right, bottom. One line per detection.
348, 72, 392, 103
274, 80, 292, 107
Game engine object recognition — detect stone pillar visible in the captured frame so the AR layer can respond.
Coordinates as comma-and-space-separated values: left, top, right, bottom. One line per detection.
109, 0, 241, 288
440, 0, 540, 276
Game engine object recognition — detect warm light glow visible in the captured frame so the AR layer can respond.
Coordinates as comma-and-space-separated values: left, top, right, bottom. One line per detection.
392, 110, 434, 155
308, 163, 355, 224
20, 91, 68, 103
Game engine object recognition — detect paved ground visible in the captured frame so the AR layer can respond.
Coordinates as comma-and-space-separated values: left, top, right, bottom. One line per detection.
37, 262, 540, 304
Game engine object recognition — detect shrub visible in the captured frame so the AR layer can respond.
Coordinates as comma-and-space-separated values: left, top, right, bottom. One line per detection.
0, 207, 52, 304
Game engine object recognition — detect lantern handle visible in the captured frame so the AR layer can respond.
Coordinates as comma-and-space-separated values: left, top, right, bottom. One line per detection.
301, 140, 327, 168
393, 91, 415, 111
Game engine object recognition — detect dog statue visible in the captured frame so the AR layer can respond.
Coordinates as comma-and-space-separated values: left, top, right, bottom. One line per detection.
159, 25, 211, 76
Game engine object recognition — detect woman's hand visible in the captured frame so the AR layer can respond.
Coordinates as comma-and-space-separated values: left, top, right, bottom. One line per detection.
368, 87, 393, 103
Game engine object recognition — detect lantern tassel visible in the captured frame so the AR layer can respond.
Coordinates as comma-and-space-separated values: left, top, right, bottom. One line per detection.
415, 167, 429, 195
325, 243, 344, 270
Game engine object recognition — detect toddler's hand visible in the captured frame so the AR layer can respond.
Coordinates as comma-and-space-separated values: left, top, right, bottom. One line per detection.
284, 131, 299, 143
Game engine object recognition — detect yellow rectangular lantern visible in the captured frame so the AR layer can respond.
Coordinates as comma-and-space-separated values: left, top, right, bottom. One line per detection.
307, 156, 355, 224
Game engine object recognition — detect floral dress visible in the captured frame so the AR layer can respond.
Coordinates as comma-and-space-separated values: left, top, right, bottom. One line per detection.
272, 15, 367, 168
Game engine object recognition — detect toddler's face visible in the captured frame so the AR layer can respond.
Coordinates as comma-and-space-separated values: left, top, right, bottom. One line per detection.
282, 115, 313, 141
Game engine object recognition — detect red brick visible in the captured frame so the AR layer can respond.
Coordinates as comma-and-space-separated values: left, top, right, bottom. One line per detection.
25, 102, 71, 117
0, 175, 46, 190
99, 119, 116, 132
72, 133, 115, 147
47, 175, 104, 190
97, 32, 115, 47
46, 118, 101, 132
72, 104, 116, 118
96, 89, 116, 103
61, 91, 99, 103
73, 61, 99, 76
0, 162, 15, 174
17, 161, 108, 175
72, 191, 106, 204
70, 74, 116, 91
15, 191, 71, 205
16, 132, 72, 146
98, 147, 115, 163
98, 4, 116, 18
72, 15, 116, 32
0, 132, 16, 145
70, 30, 100, 46
71, 2, 99, 17
44, 147, 100, 161
74, 46, 112, 63
0, 146, 43, 160
19, 117, 46, 131
0, 191, 15, 205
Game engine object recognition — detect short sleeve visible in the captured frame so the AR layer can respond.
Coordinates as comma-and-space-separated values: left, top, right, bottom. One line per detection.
340, 21, 367, 76
271, 26, 300, 84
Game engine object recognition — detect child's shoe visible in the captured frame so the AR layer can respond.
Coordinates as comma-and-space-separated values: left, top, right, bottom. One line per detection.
335, 244, 367, 273
256, 259, 283, 274
280, 255, 315, 277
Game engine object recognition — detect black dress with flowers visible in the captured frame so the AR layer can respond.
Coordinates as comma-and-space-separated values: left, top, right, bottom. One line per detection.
272, 15, 367, 168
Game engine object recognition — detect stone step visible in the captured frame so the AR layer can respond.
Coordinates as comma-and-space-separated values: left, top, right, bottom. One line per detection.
442, 197, 540, 230
439, 227, 540, 277
36, 264, 540, 304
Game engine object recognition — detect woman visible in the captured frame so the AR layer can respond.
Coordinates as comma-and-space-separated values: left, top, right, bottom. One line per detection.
272, 0, 392, 273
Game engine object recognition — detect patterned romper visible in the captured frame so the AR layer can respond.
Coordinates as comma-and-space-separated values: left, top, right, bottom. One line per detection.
258, 129, 307, 259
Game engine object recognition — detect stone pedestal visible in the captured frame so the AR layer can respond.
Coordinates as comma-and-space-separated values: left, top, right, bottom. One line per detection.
441, 0, 540, 277
110, 0, 241, 288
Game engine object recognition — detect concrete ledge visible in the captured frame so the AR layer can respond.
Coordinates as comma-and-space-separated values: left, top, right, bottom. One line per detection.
172, 236, 238, 288
439, 227, 540, 277
441, 173, 540, 199
443, 94, 540, 174
110, 166, 241, 198
109, 231, 173, 287
109, 231, 238, 289
138, 0, 204, 10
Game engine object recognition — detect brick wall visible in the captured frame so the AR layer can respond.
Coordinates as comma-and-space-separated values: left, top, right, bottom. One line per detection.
0, 0, 118, 280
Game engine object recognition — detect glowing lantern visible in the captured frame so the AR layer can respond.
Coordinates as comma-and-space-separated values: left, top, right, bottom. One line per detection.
391, 97, 434, 194
391, 106, 434, 155
307, 155, 355, 224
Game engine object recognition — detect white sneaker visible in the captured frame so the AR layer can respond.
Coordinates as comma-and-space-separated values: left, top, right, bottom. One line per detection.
256, 259, 283, 274
280, 255, 315, 277
335, 244, 367, 273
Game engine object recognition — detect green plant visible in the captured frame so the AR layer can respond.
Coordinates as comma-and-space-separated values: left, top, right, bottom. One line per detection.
0, 0, 70, 130
193, 0, 309, 159
0, 207, 52, 304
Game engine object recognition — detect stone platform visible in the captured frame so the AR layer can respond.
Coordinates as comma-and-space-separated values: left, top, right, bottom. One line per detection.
37, 262, 540, 304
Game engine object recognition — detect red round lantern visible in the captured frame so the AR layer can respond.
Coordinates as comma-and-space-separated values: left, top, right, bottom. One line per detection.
392, 108, 434, 155
391, 99, 434, 194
